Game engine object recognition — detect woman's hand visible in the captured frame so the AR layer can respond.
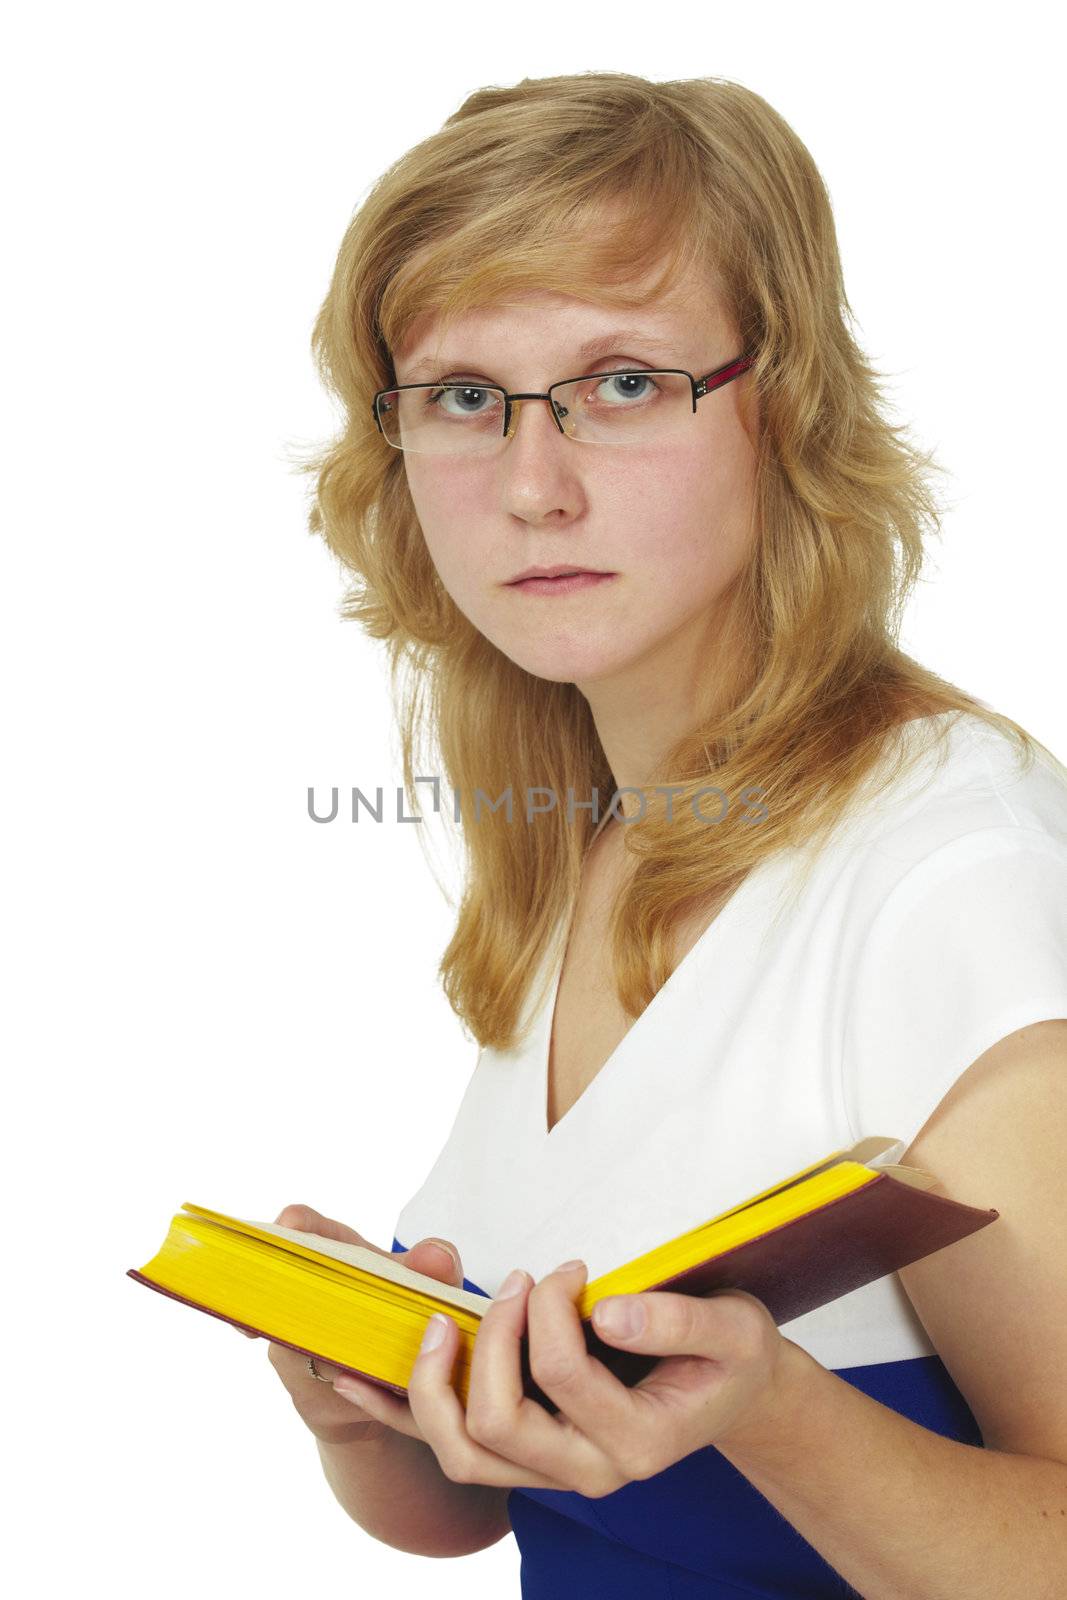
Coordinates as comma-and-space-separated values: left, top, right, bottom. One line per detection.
253, 1204, 468, 1446
332, 1258, 804, 1496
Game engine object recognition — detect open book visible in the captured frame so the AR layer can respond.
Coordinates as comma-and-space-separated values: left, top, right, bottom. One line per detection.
127, 1136, 998, 1412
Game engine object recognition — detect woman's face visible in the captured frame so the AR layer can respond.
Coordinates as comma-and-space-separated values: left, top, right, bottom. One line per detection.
393, 262, 759, 694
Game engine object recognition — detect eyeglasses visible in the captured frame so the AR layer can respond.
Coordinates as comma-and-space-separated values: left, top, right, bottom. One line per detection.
371, 351, 755, 457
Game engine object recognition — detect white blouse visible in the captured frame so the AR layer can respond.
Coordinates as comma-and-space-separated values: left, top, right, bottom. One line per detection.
393, 710, 1067, 1373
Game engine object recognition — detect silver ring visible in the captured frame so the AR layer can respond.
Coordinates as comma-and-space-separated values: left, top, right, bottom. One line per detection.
307, 1354, 331, 1382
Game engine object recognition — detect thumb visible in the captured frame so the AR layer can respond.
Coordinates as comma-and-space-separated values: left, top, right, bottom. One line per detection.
401, 1236, 464, 1285
592, 1287, 768, 1355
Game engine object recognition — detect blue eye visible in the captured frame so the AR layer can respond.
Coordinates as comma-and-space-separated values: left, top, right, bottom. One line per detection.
429, 385, 500, 418
595, 372, 657, 405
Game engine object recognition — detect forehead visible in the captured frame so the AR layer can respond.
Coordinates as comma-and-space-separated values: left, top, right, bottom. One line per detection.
393, 257, 725, 373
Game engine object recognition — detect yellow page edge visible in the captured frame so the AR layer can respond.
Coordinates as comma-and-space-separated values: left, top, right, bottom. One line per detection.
580, 1159, 879, 1314
175, 1204, 489, 1319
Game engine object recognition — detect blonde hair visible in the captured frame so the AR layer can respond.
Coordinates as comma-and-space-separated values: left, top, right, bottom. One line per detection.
299, 70, 1051, 1049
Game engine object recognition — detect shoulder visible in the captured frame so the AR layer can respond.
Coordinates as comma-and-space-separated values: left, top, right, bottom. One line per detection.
832, 714, 1067, 1151
919, 711, 1067, 835
840, 711, 1067, 911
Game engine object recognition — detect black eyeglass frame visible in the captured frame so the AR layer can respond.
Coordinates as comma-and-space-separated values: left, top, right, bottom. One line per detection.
371, 350, 756, 448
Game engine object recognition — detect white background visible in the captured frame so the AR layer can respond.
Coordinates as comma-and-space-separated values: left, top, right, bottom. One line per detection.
4, 3, 1063, 1593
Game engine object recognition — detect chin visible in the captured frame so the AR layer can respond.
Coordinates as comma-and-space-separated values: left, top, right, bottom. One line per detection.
508, 649, 634, 688
483, 619, 639, 686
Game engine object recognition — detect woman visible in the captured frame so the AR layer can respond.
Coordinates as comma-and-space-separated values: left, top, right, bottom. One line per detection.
267, 72, 1067, 1596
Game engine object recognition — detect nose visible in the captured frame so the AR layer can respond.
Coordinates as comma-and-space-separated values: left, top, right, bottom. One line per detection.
498, 395, 584, 523
503, 394, 572, 443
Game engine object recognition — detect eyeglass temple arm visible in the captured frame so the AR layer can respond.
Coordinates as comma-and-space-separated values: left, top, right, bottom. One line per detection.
693, 351, 755, 408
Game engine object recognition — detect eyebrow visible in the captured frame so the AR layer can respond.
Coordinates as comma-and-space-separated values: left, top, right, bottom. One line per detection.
400, 327, 672, 380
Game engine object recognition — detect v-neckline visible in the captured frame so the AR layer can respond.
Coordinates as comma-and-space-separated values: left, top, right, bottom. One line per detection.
530, 710, 954, 1143
535, 855, 772, 1143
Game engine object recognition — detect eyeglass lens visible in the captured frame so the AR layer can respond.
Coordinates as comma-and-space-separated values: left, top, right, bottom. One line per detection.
376, 371, 695, 455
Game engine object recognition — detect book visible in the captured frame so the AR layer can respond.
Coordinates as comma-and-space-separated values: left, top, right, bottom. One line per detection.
127, 1135, 999, 1414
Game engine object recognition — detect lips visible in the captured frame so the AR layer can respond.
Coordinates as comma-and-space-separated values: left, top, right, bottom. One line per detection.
507, 565, 608, 583
506, 570, 615, 596
516, 571, 590, 582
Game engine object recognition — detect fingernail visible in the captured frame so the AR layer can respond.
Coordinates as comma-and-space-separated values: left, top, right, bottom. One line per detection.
552, 1258, 586, 1275
594, 1297, 645, 1336
424, 1239, 460, 1273
420, 1312, 449, 1352
495, 1268, 528, 1300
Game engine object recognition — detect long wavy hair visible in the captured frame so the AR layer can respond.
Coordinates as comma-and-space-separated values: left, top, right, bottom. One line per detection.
298, 70, 1051, 1051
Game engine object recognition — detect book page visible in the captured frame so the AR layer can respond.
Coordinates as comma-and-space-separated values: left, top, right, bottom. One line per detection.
709, 1134, 904, 1222
181, 1207, 492, 1317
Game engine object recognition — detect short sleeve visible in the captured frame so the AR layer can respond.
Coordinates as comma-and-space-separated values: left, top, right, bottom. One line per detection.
841, 826, 1067, 1150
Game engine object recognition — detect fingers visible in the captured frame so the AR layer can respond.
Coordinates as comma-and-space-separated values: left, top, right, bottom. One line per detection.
333, 1372, 426, 1441
270, 1208, 465, 1286
273, 1204, 370, 1249
464, 1270, 565, 1470
255, 1209, 466, 1435
267, 1338, 335, 1382
464, 1270, 533, 1430
521, 1261, 632, 1447
402, 1269, 574, 1490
